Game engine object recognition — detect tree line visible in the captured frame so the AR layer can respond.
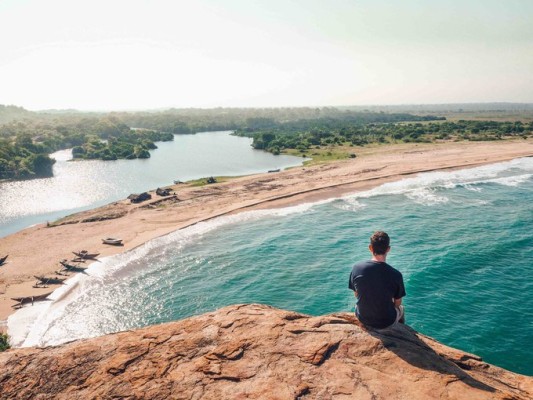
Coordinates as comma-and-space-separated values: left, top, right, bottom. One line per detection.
1, 105, 531, 180
235, 119, 532, 155
0, 114, 173, 180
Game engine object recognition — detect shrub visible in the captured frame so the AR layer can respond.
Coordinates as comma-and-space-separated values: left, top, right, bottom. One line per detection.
0, 333, 10, 351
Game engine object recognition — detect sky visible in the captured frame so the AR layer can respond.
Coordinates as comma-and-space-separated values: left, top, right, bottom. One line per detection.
0, 0, 532, 110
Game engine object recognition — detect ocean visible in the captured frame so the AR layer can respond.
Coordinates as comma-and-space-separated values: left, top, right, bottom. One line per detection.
8, 157, 533, 376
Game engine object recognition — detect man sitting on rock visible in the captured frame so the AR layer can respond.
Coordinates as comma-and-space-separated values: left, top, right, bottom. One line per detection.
348, 231, 406, 329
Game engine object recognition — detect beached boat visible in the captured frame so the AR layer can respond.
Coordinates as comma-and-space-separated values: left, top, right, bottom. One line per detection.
102, 237, 123, 246
11, 292, 53, 308
59, 260, 88, 272
156, 187, 172, 196
72, 250, 100, 259
268, 169, 280, 173
0, 255, 8, 266
128, 192, 151, 203
33, 275, 67, 288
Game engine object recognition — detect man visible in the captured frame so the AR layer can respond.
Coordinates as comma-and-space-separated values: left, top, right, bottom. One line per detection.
348, 231, 406, 329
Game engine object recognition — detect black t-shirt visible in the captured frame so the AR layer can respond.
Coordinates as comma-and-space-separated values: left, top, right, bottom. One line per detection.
348, 260, 406, 329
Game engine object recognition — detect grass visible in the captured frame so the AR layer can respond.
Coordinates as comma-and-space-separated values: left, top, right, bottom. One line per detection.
283, 144, 358, 166
185, 176, 240, 187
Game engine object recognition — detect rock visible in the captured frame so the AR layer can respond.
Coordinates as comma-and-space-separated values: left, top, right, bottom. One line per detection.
0, 304, 531, 399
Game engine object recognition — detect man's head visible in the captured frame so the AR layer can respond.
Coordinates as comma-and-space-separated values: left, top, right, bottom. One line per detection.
369, 231, 390, 256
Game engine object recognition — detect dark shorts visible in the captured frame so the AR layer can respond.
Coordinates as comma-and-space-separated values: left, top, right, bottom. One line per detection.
355, 305, 404, 329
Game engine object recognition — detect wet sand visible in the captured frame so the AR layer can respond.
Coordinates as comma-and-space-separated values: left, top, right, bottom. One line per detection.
1, 139, 532, 329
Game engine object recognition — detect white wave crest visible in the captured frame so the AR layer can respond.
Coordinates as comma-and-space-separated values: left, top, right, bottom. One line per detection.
334, 198, 367, 212
341, 156, 533, 204
487, 174, 533, 187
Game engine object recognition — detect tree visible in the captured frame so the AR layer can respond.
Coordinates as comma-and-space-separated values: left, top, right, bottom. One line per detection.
29, 154, 56, 177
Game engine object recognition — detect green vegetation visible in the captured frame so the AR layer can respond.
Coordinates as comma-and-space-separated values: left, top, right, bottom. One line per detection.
0, 136, 56, 179
236, 119, 532, 157
115, 107, 444, 135
71, 130, 173, 161
1, 104, 531, 181
0, 333, 9, 352
186, 176, 235, 186
0, 111, 174, 180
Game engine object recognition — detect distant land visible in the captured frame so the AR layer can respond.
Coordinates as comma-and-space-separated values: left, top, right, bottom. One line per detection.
3, 102, 533, 116
1, 103, 532, 181
340, 102, 533, 113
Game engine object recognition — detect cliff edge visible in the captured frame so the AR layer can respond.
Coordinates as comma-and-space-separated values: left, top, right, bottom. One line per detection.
0, 304, 531, 399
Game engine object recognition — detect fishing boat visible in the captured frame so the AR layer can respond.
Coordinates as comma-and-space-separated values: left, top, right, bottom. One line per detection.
0, 255, 8, 266
33, 275, 67, 288
59, 259, 88, 272
11, 292, 53, 308
102, 237, 123, 246
72, 250, 100, 259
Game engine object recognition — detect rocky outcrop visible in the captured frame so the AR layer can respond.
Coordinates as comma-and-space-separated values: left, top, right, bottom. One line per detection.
0, 304, 531, 399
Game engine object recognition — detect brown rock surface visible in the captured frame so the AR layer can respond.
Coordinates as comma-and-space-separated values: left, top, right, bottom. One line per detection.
1, 304, 531, 399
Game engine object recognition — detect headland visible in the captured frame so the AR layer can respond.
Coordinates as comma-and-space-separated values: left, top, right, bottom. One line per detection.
1, 304, 531, 399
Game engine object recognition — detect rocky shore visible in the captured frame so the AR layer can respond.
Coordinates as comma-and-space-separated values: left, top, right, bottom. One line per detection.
0, 304, 531, 399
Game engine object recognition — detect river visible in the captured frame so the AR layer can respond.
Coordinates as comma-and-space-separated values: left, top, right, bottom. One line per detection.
0, 131, 305, 238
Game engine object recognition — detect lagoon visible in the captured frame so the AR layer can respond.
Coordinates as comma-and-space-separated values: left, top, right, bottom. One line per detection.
0, 131, 304, 238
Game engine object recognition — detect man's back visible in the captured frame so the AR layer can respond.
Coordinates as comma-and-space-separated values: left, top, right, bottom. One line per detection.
349, 260, 405, 329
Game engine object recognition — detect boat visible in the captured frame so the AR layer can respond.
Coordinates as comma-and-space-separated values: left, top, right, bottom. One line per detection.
11, 292, 53, 308
33, 275, 67, 288
59, 259, 88, 272
72, 251, 100, 260
102, 237, 123, 246
127, 192, 151, 203
156, 187, 172, 196
268, 169, 280, 173
0, 255, 8, 266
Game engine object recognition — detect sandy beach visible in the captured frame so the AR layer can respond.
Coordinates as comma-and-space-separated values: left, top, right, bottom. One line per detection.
1, 139, 532, 329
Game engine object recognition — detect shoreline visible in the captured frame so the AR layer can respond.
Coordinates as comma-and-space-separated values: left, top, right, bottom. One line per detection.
1, 139, 533, 332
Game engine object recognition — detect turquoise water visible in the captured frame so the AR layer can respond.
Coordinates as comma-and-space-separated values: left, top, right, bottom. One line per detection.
13, 157, 533, 375
0, 131, 304, 238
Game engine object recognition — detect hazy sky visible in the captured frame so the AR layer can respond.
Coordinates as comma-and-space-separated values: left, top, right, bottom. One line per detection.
1, 0, 532, 110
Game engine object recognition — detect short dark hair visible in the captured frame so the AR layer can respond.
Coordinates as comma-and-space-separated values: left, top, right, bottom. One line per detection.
370, 231, 390, 255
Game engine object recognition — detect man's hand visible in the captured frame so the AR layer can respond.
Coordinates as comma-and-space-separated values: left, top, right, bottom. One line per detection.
393, 297, 402, 307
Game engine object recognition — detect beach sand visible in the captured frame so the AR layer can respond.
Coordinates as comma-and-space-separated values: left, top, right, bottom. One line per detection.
1, 139, 532, 329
